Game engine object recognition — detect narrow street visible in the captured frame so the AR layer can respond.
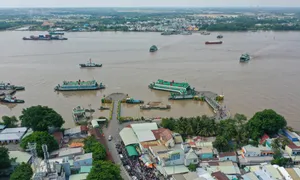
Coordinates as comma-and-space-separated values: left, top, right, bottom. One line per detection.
103, 99, 131, 180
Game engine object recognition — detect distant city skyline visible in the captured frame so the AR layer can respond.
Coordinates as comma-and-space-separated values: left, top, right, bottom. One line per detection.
1, 0, 300, 8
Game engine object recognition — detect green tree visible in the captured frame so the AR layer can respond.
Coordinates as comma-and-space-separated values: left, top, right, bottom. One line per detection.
247, 109, 287, 139
271, 158, 290, 167
10, 162, 33, 180
84, 136, 106, 161
161, 118, 176, 131
20, 131, 59, 158
188, 164, 197, 172
87, 160, 122, 180
0, 147, 11, 169
1, 116, 18, 128
20, 105, 65, 131
213, 136, 231, 152
279, 137, 290, 150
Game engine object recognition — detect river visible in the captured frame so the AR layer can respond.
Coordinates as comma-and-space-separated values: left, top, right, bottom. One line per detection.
0, 31, 299, 129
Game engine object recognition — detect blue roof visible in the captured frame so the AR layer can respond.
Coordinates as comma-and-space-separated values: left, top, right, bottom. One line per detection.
80, 166, 92, 173
0, 125, 6, 130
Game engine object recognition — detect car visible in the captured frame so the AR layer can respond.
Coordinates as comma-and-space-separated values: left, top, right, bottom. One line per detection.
108, 135, 112, 141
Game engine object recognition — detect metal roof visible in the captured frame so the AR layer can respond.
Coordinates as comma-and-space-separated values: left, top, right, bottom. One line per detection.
1, 127, 27, 134
0, 133, 21, 141
119, 127, 139, 146
64, 127, 81, 135
131, 123, 158, 132
9, 151, 32, 164
135, 130, 156, 142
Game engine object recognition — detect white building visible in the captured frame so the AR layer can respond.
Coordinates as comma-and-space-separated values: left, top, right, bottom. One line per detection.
0, 127, 28, 144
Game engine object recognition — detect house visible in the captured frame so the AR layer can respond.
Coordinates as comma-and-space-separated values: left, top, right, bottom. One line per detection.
219, 152, 237, 162
285, 142, 300, 156
73, 153, 93, 168
211, 171, 229, 180
259, 133, 270, 144
195, 147, 214, 159
184, 149, 199, 166
64, 126, 88, 139
0, 127, 28, 144
200, 161, 241, 176
242, 145, 274, 157
152, 128, 175, 148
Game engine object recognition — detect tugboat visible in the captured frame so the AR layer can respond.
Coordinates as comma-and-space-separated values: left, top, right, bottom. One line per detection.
72, 106, 87, 124
217, 35, 223, 39
0, 95, 24, 103
0, 82, 25, 91
240, 53, 250, 62
54, 80, 105, 91
79, 59, 102, 68
149, 45, 158, 52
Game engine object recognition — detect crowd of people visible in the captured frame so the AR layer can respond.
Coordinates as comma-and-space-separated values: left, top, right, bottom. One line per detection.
116, 142, 161, 180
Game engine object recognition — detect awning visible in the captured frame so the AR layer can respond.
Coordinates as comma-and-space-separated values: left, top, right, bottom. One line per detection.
125, 145, 138, 157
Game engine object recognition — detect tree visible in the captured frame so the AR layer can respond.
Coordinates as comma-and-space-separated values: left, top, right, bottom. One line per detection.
1, 116, 18, 128
84, 136, 106, 161
279, 137, 290, 150
20, 105, 65, 131
87, 160, 122, 180
161, 118, 176, 131
0, 147, 11, 169
188, 164, 197, 172
247, 109, 287, 139
213, 136, 231, 152
20, 131, 59, 158
271, 158, 290, 167
10, 163, 33, 180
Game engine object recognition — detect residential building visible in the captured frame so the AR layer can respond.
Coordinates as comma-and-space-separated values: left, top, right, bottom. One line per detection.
73, 153, 93, 169
218, 152, 237, 162
50, 147, 84, 158
200, 161, 241, 176
242, 172, 259, 180
184, 149, 199, 166
239, 145, 274, 165
211, 171, 229, 180
259, 133, 270, 145
196, 147, 214, 159
285, 142, 300, 156
0, 127, 28, 144
64, 126, 88, 139
283, 129, 299, 142
152, 128, 175, 148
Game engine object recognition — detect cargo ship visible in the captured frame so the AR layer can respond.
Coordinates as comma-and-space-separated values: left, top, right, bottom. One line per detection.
79, 59, 102, 68
0, 82, 25, 91
54, 80, 105, 91
240, 53, 250, 62
23, 34, 68, 40
205, 41, 223, 45
148, 79, 194, 95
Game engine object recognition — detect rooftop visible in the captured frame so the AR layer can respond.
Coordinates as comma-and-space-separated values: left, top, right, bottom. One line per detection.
64, 126, 86, 135
211, 171, 229, 180
119, 127, 139, 146
0, 133, 20, 141
9, 151, 32, 164
150, 145, 168, 155
243, 145, 273, 153
69, 173, 89, 180
0, 127, 27, 134
79, 166, 92, 173
287, 142, 300, 149
74, 153, 92, 161
152, 128, 173, 142
58, 147, 83, 157
219, 152, 236, 158
0, 125, 6, 130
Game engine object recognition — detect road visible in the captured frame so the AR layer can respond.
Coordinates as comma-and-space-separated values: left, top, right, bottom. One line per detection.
103, 100, 131, 180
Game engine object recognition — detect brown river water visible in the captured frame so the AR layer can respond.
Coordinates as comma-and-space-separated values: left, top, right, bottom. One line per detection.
0, 31, 299, 129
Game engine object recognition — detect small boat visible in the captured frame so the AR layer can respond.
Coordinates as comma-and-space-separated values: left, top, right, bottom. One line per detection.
72, 106, 87, 123
205, 41, 223, 45
201, 32, 211, 35
149, 45, 158, 52
79, 59, 102, 68
98, 106, 110, 110
0, 82, 25, 91
240, 53, 250, 62
0, 95, 24, 103
217, 35, 223, 39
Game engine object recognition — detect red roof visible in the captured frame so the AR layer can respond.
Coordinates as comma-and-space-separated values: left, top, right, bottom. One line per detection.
212, 171, 229, 180
288, 142, 300, 149
151, 128, 173, 142
260, 133, 270, 144
53, 131, 63, 145
219, 152, 236, 158
80, 125, 88, 131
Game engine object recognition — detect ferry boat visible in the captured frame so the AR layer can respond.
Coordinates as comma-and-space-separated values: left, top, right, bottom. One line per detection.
79, 59, 102, 68
0, 82, 25, 91
72, 106, 87, 123
240, 53, 250, 62
149, 45, 158, 52
0, 95, 24, 103
54, 80, 105, 91
205, 41, 223, 45
23, 34, 68, 40
148, 79, 192, 95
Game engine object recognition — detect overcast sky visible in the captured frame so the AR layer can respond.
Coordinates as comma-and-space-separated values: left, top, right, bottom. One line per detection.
1, 0, 300, 8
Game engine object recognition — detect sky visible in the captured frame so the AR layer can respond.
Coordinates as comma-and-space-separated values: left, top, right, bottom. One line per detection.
1, 0, 300, 8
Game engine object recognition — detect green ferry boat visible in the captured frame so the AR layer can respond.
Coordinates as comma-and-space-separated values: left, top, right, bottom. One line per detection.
240, 53, 250, 62
149, 45, 158, 52
149, 79, 193, 95
54, 80, 105, 91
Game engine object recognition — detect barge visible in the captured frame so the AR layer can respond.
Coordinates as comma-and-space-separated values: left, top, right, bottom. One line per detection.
23, 34, 68, 40
140, 102, 171, 110
54, 80, 105, 91
0, 82, 25, 91
205, 41, 223, 45
79, 59, 102, 68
